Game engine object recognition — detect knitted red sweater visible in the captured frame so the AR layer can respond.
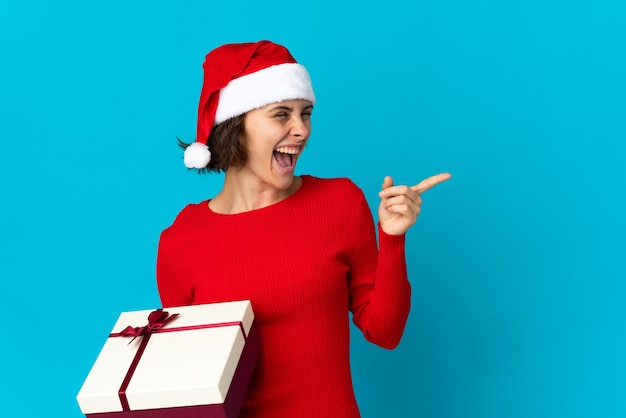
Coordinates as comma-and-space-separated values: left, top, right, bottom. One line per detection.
156, 175, 411, 417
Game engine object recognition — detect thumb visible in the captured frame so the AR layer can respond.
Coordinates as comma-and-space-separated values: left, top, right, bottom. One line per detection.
382, 175, 394, 190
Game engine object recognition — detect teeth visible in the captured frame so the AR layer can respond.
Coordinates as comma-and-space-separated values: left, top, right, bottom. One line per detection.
275, 146, 299, 155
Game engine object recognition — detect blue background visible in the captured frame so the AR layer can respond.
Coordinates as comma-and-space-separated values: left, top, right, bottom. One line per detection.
1, 1, 625, 417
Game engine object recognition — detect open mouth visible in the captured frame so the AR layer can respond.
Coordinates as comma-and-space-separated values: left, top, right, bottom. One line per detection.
273, 146, 299, 170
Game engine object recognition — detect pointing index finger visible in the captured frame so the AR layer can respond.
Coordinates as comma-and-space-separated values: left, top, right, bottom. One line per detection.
411, 173, 452, 194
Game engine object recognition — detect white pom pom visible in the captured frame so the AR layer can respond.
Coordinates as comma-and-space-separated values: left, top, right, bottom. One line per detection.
184, 142, 211, 169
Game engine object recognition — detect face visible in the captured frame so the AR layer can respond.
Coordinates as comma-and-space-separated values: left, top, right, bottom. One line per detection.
237, 99, 313, 190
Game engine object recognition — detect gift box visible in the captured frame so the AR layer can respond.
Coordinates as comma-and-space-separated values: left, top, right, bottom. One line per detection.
76, 300, 259, 418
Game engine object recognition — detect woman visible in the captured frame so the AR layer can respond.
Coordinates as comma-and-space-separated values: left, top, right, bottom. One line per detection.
157, 40, 450, 417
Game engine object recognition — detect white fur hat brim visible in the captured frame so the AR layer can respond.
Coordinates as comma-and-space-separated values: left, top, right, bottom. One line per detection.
214, 63, 316, 125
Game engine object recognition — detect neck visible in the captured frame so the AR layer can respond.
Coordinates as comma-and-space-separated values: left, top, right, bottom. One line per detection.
209, 171, 302, 214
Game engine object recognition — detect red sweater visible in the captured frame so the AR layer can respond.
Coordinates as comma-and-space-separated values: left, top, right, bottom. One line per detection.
156, 175, 411, 417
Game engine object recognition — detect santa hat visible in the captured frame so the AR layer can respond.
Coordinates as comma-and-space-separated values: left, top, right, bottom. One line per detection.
184, 40, 316, 169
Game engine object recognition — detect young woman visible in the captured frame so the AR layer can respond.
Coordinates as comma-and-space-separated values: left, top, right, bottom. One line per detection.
156, 40, 450, 417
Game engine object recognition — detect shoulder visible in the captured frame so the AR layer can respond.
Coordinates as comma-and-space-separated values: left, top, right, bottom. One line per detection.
299, 175, 369, 219
175, 201, 209, 222
301, 175, 364, 199
161, 200, 210, 237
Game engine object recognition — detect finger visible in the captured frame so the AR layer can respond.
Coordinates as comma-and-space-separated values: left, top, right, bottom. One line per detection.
411, 172, 452, 194
382, 193, 422, 209
385, 203, 421, 219
379, 184, 413, 198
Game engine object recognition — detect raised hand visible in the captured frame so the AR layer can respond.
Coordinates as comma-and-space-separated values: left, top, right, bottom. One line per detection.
378, 173, 451, 235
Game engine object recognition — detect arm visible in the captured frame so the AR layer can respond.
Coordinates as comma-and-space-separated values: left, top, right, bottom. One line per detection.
156, 230, 194, 308
348, 172, 451, 348
348, 192, 411, 349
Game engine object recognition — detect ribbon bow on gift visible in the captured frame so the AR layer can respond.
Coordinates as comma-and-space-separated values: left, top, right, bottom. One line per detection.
118, 309, 179, 344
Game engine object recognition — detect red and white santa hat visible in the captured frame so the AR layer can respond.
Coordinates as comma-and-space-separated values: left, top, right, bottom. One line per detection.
184, 40, 316, 168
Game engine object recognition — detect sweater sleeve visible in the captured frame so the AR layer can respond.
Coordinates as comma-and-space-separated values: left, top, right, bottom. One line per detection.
156, 228, 194, 308
347, 190, 412, 349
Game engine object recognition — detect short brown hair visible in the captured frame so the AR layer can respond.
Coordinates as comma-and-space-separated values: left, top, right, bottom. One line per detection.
178, 114, 247, 173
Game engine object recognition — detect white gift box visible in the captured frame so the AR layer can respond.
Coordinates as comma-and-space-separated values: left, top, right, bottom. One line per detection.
76, 300, 259, 418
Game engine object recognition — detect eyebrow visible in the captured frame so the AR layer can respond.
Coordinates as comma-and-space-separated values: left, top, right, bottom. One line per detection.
267, 104, 314, 112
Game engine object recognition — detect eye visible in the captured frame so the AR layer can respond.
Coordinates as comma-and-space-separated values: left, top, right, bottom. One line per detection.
274, 112, 289, 119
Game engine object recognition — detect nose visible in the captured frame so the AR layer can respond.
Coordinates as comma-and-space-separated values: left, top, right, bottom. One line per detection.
290, 115, 311, 140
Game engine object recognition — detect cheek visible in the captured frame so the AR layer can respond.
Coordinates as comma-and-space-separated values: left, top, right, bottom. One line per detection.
246, 136, 275, 161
